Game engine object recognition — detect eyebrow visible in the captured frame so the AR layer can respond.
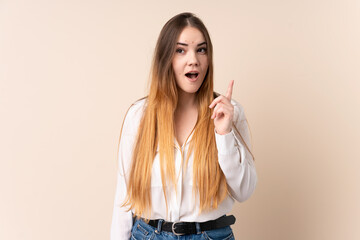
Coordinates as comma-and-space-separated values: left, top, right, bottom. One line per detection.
176, 41, 207, 47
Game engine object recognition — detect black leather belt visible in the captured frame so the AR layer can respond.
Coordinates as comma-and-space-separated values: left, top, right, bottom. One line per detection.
144, 215, 236, 236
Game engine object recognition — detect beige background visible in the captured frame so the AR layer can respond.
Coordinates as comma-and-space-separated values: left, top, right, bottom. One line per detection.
1, 0, 359, 239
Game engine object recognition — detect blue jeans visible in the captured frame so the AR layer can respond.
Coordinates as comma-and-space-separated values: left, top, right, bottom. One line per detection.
130, 218, 235, 240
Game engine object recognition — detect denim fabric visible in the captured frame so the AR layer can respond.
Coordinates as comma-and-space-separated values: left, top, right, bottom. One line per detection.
131, 218, 235, 240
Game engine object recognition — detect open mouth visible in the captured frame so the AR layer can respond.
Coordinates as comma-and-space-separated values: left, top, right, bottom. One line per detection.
185, 72, 199, 79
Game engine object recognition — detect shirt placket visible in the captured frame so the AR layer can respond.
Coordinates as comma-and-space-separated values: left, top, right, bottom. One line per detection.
171, 130, 194, 221
170, 143, 183, 221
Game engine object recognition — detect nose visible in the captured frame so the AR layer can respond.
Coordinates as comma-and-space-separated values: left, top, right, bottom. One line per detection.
187, 50, 199, 66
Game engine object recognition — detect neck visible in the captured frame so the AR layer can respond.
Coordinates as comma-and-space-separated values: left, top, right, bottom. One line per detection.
176, 89, 197, 111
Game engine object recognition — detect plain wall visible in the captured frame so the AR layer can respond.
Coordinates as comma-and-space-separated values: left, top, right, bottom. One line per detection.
1, 0, 359, 239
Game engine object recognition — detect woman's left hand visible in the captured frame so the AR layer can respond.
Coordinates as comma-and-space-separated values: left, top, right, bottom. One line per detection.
209, 80, 234, 135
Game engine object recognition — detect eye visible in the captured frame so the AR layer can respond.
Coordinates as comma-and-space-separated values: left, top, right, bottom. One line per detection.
198, 47, 207, 54
176, 48, 185, 54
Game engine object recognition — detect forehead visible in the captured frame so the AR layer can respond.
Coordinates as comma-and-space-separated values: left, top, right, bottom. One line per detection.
177, 26, 205, 45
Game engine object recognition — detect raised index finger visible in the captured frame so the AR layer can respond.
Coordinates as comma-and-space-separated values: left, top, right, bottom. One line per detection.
226, 80, 234, 100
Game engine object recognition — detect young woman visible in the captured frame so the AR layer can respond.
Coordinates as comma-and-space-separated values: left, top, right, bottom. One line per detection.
111, 12, 257, 240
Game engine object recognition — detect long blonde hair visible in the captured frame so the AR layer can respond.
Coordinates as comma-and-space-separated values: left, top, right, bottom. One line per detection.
119, 12, 254, 218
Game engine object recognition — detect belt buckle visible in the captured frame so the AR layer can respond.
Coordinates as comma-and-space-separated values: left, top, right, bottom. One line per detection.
172, 221, 185, 236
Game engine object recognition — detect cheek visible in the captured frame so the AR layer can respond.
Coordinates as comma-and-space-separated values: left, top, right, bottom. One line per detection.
172, 61, 182, 75
172, 65, 181, 82
201, 57, 209, 69
202, 65, 209, 76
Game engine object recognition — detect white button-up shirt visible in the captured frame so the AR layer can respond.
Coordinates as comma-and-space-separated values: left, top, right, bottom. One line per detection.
110, 97, 257, 240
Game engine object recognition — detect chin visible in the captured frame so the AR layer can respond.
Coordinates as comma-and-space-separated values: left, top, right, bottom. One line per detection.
176, 79, 204, 94
183, 86, 202, 94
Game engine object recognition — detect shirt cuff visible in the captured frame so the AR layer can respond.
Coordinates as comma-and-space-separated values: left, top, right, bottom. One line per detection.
214, 128, 238, 156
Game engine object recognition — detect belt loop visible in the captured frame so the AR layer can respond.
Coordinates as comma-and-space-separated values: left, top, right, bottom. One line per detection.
155, 219, 164, 234
195, 222, 201, 234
